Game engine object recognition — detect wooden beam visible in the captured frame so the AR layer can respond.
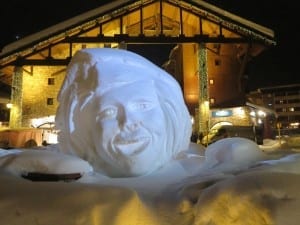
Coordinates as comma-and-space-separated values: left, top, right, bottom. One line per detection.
64, 34, 255, 44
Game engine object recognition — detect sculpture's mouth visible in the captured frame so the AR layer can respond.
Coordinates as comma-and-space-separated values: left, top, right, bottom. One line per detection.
113, 137, 150, 156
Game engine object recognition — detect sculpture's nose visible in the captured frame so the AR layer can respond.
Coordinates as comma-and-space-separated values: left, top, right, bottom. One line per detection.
119, 109, 140, 132
124, 122, 139, 132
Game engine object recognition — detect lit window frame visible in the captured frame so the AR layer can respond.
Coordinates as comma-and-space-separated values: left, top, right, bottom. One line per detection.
47, 98, 54, 105
48, 78, 55, 85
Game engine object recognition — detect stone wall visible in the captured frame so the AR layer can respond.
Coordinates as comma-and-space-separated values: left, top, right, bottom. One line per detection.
22, 66, 66, 127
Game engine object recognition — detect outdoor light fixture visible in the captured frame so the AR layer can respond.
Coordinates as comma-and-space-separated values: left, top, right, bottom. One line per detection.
6, 103, 13, 109
250, 111, 256, 117
257, 110, 266, 117
236, 107, 245, 116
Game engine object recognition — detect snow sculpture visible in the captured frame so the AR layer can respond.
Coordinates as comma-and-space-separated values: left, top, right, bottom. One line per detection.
55, 48, 192, 177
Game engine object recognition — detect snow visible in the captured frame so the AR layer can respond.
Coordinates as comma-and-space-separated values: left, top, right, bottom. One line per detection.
0, 149, 92, 176
0, 48, 300, 225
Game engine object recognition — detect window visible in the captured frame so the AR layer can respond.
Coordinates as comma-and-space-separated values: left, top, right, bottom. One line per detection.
287, 91, 298, 96
214, 59, 221, 66
47, 98, 54, 105
289, 99, 300, 104
48, 78, 55, 85
210, 98, 215, 104
277, 100, 286, 104
209, 79, 214, 85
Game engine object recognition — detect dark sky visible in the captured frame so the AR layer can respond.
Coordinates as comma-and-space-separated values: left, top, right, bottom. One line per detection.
1, 0, 299, 91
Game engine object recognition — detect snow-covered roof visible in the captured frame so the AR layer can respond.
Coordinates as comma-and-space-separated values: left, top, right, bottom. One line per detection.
0, 0, 129, 57
191, 0, 274, 38
0, 0, 275, 60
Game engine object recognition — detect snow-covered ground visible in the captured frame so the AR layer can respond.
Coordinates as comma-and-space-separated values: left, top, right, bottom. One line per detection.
0, 137, 300, 225
1, 48, 299, 225
259, 136, 300, 152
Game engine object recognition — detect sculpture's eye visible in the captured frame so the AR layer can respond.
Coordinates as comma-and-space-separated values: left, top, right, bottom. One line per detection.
129, 101, 154, 112
97, 107, 117, 120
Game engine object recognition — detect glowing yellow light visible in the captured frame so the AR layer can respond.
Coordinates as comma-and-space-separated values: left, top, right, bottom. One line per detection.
6, 103, 13, 109
235, 107, 245, 116
250, 111, 256, 117
257, 110, 266, 117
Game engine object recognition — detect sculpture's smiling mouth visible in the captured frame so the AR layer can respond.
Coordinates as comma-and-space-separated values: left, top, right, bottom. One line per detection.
113, 137, 150, 156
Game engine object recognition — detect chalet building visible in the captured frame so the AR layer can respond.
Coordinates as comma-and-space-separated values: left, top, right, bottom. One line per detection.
0, 0, 276, 135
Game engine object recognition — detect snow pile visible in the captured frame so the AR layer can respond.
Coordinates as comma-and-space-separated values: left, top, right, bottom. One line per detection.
0, 48, 300, 225
0, 149, 92, 176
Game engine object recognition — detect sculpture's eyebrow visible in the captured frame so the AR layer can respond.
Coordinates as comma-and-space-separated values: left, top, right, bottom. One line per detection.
128, 100, 156, 111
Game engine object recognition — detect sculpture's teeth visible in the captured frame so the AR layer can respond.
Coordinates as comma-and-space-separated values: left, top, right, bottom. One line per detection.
117, 140, 138, 145
114, 137, 150, 156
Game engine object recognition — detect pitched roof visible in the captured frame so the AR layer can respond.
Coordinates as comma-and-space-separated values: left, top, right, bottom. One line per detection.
0, 0, 275, 59
0, 0, 129, 58
0, 0, 276, 89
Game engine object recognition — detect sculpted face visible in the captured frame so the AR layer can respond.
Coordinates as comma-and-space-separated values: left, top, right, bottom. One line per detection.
92, 81, 166, 176
56, 48, 192, 177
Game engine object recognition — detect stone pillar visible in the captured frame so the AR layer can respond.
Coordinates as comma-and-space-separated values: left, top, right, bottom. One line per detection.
198, 43, 210, 135
9, 66, 23, 128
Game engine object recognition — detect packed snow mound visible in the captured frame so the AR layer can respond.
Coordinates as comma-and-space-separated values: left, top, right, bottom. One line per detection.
205, 137, 266, 169
259, 138, 287, 151
0, 149, 93, 176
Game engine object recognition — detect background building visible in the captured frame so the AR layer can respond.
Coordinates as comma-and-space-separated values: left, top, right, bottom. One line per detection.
248, 84, 300, 130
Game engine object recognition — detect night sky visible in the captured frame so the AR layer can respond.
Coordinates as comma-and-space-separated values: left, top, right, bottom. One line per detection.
1, 0, 299, 91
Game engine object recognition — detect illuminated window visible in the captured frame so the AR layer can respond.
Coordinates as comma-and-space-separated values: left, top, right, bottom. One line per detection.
289, 107, 295, 112
210, 98, 215, 104
215, 59, 221, 66
47, 98, 54, 105
48, 78, 55, 85
209, 79, 214, 85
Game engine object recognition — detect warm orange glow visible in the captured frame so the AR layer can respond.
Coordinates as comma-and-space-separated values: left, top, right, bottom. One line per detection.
185, 94, 198, 102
